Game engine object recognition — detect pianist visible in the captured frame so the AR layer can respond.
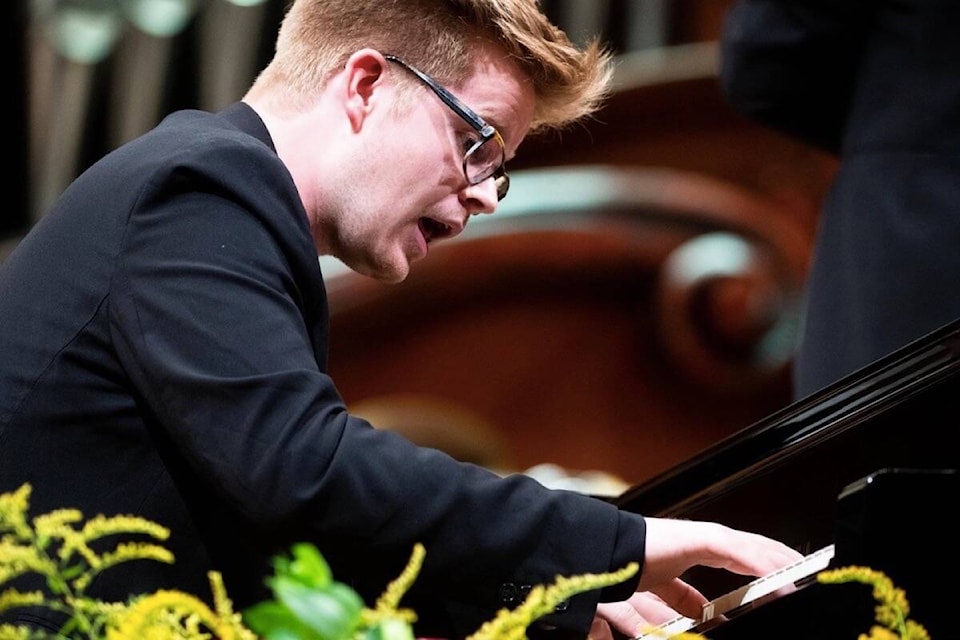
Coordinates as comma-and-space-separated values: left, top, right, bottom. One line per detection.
0, 1, 803, 638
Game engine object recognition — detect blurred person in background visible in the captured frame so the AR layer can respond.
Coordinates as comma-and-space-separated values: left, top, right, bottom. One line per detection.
720, 0, 960, 399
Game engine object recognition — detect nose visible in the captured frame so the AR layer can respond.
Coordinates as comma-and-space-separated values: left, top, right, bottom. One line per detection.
461, 177, 500, 215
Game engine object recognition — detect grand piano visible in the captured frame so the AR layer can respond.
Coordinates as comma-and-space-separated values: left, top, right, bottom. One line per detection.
615, 317, 960, 639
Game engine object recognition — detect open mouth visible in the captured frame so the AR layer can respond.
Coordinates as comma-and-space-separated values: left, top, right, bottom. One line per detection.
418, 217, 453, 243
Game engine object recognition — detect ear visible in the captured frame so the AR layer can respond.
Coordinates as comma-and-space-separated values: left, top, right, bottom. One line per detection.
342, 49, 390, 132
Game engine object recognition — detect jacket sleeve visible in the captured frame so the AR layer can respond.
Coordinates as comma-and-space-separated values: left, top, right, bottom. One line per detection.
719, 0, 872, 154
107, 135, 645, 637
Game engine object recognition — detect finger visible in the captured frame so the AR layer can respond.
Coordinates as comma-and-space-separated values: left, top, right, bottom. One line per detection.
707, 528, 804, 577
596, 591, 682, 638
596, 600, 647, 638
589, 614, 614, 640
649, 577, 708, 620
625, 590, 683, 624
642, 518, 804, 587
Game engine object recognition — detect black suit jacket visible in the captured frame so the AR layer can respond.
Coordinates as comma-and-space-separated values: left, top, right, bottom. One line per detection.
0, 102, 643, 637
720, 0, 960, 398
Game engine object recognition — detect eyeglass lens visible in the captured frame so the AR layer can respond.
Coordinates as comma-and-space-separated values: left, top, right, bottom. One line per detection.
465, 135, 508, 200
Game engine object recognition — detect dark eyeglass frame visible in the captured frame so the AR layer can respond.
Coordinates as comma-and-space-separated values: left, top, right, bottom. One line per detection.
384, 54, 510, 201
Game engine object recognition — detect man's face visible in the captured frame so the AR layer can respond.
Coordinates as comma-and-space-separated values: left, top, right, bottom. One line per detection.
329, 46, 536, 283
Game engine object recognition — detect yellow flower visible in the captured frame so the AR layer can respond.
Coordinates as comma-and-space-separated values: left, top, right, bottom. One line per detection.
361, 543, 422, 629
0, 485, 32, 540
818, 566, 929, 640
467, 563, 639, 640
0, 589, 44, 615
106, 588, 255, 640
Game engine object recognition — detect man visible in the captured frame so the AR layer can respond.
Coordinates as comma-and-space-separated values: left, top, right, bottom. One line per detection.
719, 0, 960, 399
0, 1, 802, 638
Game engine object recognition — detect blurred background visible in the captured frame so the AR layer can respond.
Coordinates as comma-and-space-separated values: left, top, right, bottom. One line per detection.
5, 0, 839, 492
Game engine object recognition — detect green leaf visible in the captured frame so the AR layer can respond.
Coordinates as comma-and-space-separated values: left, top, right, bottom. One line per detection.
57, 616, 81, 637
244, 600, 316, 640
364, 617, 416, 640
273, 579, 363, 640
286, 543, 333, 588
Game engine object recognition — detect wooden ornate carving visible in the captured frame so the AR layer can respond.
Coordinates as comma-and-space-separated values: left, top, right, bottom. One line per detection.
324, 45, 838, 487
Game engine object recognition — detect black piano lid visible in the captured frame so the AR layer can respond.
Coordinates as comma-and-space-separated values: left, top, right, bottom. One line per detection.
613, 318, 960, 636
615, 316, 960, 523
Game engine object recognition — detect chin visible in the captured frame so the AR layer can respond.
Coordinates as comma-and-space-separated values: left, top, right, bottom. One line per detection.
340, 251, 410, 283
380, 270, 408, 284
374, 258, 411, 284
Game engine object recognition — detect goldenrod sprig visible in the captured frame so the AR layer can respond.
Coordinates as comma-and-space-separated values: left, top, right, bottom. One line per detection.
0, 484, 216, 640
467, 562, 639, 640
74, 542, 175, 593
360, 543, 423, 629
0, 485, 33, 540
818, 566, 930, 640
104, 578, 257, 640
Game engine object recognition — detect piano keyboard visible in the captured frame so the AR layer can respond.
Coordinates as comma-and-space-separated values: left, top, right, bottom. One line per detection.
635, 544, 835, 639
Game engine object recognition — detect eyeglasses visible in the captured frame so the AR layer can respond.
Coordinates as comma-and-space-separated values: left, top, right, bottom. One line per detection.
384, 54, 510, 201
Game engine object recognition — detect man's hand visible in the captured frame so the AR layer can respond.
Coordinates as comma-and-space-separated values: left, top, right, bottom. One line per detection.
590, 517, 803, 639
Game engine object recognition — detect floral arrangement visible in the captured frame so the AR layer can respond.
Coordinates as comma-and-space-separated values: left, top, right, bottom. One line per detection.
0, 483, 930, 640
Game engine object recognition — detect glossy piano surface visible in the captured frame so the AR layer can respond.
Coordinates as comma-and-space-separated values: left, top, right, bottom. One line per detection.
615, 318, 960, 638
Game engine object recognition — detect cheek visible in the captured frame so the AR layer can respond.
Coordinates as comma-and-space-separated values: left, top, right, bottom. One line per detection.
388, 151, 445, 203
371, 114, 458, 202
404, 115, 461, 184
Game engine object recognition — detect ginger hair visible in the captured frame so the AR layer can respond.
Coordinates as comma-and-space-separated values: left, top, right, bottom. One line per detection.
248, 0, 614, 134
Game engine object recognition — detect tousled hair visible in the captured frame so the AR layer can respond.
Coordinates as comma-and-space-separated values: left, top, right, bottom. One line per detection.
249, 0, 614, 133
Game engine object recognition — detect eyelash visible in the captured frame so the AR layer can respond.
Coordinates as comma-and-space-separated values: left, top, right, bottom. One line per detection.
460, 132, 479, 153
